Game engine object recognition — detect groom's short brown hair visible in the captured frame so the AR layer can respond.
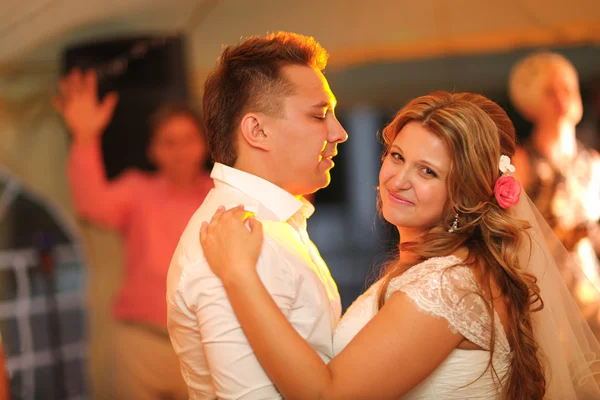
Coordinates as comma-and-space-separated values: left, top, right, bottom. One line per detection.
202, 32, 329, 166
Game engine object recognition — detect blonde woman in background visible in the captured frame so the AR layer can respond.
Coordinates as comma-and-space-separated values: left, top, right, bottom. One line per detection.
509, 51, 600, 336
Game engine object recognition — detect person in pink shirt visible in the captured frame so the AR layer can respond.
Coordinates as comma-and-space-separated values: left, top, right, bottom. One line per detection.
54, 69, 212, 400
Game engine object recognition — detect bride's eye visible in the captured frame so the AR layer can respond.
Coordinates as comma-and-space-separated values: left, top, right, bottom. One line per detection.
422, 167, 438, 178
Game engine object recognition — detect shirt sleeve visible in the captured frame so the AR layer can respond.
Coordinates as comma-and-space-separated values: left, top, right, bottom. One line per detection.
67, 139, 138, 230
181, 235, 297, 400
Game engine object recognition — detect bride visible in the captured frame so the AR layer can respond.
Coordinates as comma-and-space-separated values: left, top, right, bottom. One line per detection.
199, 91, 600, 399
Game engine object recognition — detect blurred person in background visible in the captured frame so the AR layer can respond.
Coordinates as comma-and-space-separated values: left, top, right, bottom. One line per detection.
54, 69, 212, 400
509, 51, 600, 335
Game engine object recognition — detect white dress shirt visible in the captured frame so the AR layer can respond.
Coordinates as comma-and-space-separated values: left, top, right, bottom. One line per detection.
167, 163, 342, 400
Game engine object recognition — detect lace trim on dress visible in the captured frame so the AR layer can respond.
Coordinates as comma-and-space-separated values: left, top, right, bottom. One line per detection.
385, 255, 511, 355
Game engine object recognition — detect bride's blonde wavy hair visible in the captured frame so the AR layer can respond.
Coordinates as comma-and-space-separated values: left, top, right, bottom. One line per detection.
377, 91, 546, 400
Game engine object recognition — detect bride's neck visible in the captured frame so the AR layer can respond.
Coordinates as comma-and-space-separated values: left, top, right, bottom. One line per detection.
398, 251, 419, 266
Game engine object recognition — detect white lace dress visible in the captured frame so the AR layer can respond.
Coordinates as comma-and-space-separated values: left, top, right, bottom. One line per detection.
333, 256, 512, 399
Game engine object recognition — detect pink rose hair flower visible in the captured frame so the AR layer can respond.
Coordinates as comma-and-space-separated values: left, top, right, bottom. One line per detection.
494, 175, 521, 208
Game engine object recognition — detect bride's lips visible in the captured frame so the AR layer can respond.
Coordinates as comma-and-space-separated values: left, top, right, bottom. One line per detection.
387, 190, 414, 206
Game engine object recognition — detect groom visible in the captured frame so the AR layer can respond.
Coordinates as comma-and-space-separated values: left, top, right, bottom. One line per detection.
166, 31, 348, 399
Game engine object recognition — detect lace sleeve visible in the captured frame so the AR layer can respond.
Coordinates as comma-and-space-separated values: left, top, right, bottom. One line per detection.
385, 256, 510, 353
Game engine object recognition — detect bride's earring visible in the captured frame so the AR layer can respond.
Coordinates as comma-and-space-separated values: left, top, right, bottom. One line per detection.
448, 213, 459, 233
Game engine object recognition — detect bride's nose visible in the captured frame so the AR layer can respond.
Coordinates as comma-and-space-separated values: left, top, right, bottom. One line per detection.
390, 167, 412, 191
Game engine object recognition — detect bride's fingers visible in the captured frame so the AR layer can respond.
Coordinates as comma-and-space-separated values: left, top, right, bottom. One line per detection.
208, 205, 227, 226
208, 205, 239, 230
208, 212, 224, 233
199, 221, 208, 245
207, 206, 253, 235
224, 207, 252, 222
242, 211, 256, 225
247, 217, 263, 236
221, 205, 246, 221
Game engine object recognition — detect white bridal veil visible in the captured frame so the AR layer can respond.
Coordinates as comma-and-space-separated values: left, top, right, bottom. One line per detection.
513, 192, 600, 399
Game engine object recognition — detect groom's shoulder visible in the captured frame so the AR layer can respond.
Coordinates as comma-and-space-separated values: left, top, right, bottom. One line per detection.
174, 189, 268, 267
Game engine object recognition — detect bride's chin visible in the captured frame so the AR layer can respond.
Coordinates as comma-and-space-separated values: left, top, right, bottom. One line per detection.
381, 208, 398, 226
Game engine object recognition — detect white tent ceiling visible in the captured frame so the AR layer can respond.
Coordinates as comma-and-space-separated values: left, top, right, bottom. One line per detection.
2, 0, 599, 85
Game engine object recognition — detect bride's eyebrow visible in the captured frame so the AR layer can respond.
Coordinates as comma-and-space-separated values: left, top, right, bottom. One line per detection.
419, 158, 444, 172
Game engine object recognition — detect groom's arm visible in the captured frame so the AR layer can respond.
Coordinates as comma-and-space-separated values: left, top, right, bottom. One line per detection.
183, 238, 298, 399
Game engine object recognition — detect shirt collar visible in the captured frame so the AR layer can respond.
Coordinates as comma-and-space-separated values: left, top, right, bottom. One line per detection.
210, 163, 315, 222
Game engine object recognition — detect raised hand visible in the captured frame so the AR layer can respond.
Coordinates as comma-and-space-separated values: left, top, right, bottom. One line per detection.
53, 68, 119, 142
200, 205, 264, 282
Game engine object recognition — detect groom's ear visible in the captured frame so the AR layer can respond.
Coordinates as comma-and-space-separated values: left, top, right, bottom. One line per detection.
239, 113, 270, 151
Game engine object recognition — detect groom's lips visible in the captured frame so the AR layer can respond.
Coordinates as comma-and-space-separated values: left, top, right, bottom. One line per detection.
320, 152, 337, 168
321, 151, 337, 160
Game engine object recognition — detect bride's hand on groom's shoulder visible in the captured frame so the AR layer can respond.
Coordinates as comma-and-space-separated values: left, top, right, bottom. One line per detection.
199, 205, 264, 282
